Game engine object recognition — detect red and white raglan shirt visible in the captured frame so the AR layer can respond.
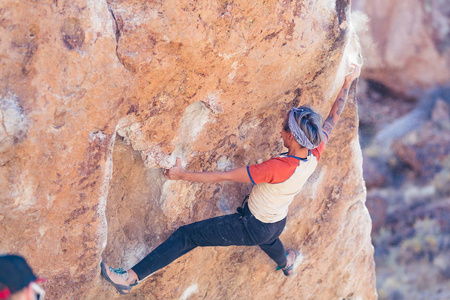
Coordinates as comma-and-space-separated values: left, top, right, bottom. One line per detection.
246, 135, 327, 223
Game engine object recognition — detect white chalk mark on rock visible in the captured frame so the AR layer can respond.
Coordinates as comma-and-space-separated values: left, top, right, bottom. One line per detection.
228, 61, 239, 83
179, 283, 199, 300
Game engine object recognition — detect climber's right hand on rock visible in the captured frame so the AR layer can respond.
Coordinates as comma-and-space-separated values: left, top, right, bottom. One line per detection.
163, 158, 185, 180
344, 63, 362, 88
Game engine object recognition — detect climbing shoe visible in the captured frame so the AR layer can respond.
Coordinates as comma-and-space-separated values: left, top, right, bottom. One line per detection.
276, 249, 297, 276
100, 262, 138, 295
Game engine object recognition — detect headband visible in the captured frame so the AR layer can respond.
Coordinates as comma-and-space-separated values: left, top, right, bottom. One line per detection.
288, 107, 318, 149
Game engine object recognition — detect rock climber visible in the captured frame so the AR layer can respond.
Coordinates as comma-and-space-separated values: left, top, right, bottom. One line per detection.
0, 255, 46, 300
101, 63, 362, 295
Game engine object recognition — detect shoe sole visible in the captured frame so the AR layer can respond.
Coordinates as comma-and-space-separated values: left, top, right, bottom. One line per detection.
100, 262, 132, 295
283, 249, 297, 276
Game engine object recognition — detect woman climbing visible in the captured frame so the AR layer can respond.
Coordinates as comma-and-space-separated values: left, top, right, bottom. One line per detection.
101, 64, 362, 295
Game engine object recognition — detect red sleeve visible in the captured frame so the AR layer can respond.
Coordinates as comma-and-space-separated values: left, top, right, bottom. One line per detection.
247, 157, 299, 184
311, 142, 325, 161
311, 131, 328, 161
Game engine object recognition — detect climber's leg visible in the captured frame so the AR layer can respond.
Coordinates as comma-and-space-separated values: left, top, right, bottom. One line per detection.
257, 211, 287, 268
131, 212, 254, 280
131, 206, 287, 280
259, 237, 287, 267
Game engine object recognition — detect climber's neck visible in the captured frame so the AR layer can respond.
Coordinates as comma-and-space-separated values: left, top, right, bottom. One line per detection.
287, 145, 309, 159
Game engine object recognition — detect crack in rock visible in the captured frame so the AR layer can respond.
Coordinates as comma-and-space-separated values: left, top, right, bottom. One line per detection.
107, 5, 131, 71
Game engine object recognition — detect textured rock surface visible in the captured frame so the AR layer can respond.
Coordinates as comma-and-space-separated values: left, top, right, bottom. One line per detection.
353, 0, 450, 95
0, 1, 376, 299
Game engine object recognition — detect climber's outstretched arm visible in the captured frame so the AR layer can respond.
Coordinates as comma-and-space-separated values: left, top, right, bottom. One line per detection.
322, 64, 361, 141
164, 158, 251, 183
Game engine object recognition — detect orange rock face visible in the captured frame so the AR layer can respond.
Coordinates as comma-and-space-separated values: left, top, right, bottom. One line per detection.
0, 0, 376, 299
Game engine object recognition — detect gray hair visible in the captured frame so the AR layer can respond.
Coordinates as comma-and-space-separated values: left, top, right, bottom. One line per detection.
284, 106, 324, 149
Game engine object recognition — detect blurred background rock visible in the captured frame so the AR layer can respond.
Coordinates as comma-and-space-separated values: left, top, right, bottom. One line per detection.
353, 0, 450, 299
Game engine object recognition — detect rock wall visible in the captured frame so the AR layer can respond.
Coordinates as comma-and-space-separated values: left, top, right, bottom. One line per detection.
0, 1, 376, 299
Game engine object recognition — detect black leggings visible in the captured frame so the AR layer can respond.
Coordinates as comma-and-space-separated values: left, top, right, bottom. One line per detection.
132, 204, 287, 280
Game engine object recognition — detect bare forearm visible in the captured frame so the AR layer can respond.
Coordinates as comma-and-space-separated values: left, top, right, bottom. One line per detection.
179, 171, 230, 183
322, 63, 362, 139
322, 85, 350, 136
165, 163, 251, 184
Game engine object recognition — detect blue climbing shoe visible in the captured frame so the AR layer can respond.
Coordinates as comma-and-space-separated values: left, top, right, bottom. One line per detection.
100, 262, 138, 295
276, 249, 297, 276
